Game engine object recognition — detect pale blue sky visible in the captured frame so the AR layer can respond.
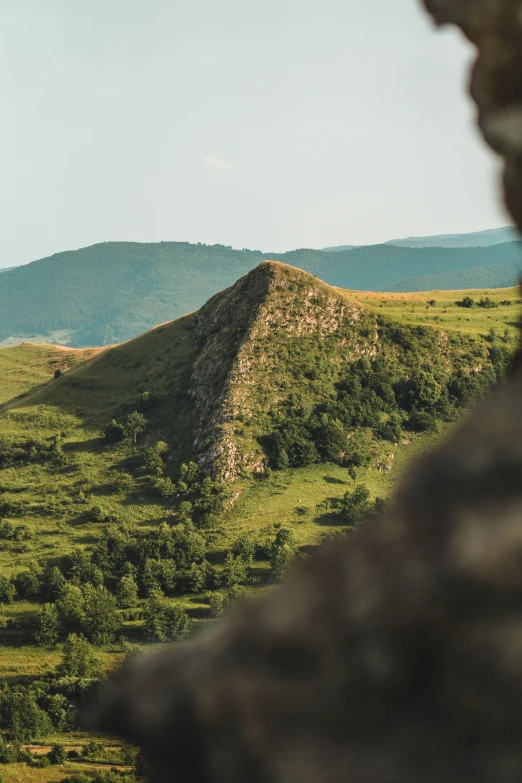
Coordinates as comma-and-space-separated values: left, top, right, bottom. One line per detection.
0, 0, 508, 267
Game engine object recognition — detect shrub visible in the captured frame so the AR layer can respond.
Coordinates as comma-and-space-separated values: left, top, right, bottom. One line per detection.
478, 296, 499, 309
103, 420, 125, 444
48, 744, 67, 765
338, 484, 372, 525
53, 369, 63, 379
139, 391, 159, 411
456, 296, 474, 308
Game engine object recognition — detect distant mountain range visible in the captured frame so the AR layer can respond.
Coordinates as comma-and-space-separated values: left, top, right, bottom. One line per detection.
323, 226, 521, 252
0, 228, 520, 347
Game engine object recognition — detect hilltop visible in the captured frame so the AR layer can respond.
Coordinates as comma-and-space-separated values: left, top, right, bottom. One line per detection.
0, 237, 520, 347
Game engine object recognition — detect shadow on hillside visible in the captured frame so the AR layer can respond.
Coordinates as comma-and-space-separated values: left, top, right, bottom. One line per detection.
66, 437, 104, 452
323, 475, 346, 485
248, 565, 272, 586
315, 511, 345, 526
205, 549, 226, 566
188, 606, 211, 620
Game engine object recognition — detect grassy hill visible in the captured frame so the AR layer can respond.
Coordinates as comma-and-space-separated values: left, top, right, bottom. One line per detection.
0, 264, 517, 774
0, 239, 520, 347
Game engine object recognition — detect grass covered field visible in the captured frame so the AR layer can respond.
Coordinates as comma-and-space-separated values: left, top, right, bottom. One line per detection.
349, 285, 521, 338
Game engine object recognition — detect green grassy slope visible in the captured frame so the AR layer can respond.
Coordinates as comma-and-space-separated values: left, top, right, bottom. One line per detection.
0, 344, 101, 406
0, 239, 520, 347
0, 265, 517, 773
350, 286, 521, 338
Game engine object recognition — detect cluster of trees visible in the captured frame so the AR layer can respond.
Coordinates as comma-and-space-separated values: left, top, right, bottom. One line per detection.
457, 295, 511, 309
265, 322, 512, 470
152, 460, 223, 528
0, 642, 98, 743
103, 411, 147, 445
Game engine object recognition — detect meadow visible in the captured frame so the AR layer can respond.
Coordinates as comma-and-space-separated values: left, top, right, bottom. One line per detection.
349, 285, 521, 338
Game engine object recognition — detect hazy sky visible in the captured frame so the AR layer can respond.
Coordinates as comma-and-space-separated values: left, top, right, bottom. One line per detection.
0, 0, 509, 268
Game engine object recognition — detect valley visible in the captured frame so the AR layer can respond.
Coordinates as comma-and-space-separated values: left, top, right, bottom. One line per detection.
0, 261, 518, 780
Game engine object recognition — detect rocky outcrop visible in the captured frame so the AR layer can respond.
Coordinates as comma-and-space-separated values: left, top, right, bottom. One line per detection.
189, 261, 375, 481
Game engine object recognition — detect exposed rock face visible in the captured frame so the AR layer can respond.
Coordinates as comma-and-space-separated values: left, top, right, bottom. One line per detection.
189, 261, 375, 481
92, 3, 522, 782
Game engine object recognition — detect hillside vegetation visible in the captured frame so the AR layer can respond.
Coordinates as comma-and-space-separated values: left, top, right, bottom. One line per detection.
0, 238, 520, 347
0, 263, 517, 777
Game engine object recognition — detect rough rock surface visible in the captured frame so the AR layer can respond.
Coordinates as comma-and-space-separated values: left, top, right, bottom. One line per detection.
190, 260, 374, 481
92, 3, 522, 782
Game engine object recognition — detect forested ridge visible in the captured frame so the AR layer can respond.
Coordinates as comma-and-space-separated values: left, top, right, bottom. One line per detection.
0, 239, 520, 346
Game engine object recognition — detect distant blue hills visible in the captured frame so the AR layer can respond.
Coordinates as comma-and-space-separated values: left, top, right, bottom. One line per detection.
0, 227, 520, 347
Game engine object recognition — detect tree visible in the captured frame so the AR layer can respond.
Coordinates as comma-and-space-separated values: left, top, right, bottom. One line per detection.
271, 545, 297, 580
0, 575, 16, 604
56, 584, 85, 628
143, 590, 169, 641
270, 528, 299, 580
124, 412, 147, 445
143, 590, 192, 642
45, 693, 75, 732
48, 744, 67, 765
53, 369, 63, 380
116, 575, 139, 608
188, 561, 208, 593
315, 418, 348, 462
82, 584, 121, 645
221, 553, 248, 588
0, 689, 53, 742
141, 558, 162, 595
339, 484, 371, 525
34, 603, 60, 647
158, 559, 177, 594
144, 441, 168, 476
44, 566, 66, 601
208, 592, 226, 618
171, 522, 206, 568
57, 633, 100, 678
16, 564, 42, 598
231, 531, 257, 564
